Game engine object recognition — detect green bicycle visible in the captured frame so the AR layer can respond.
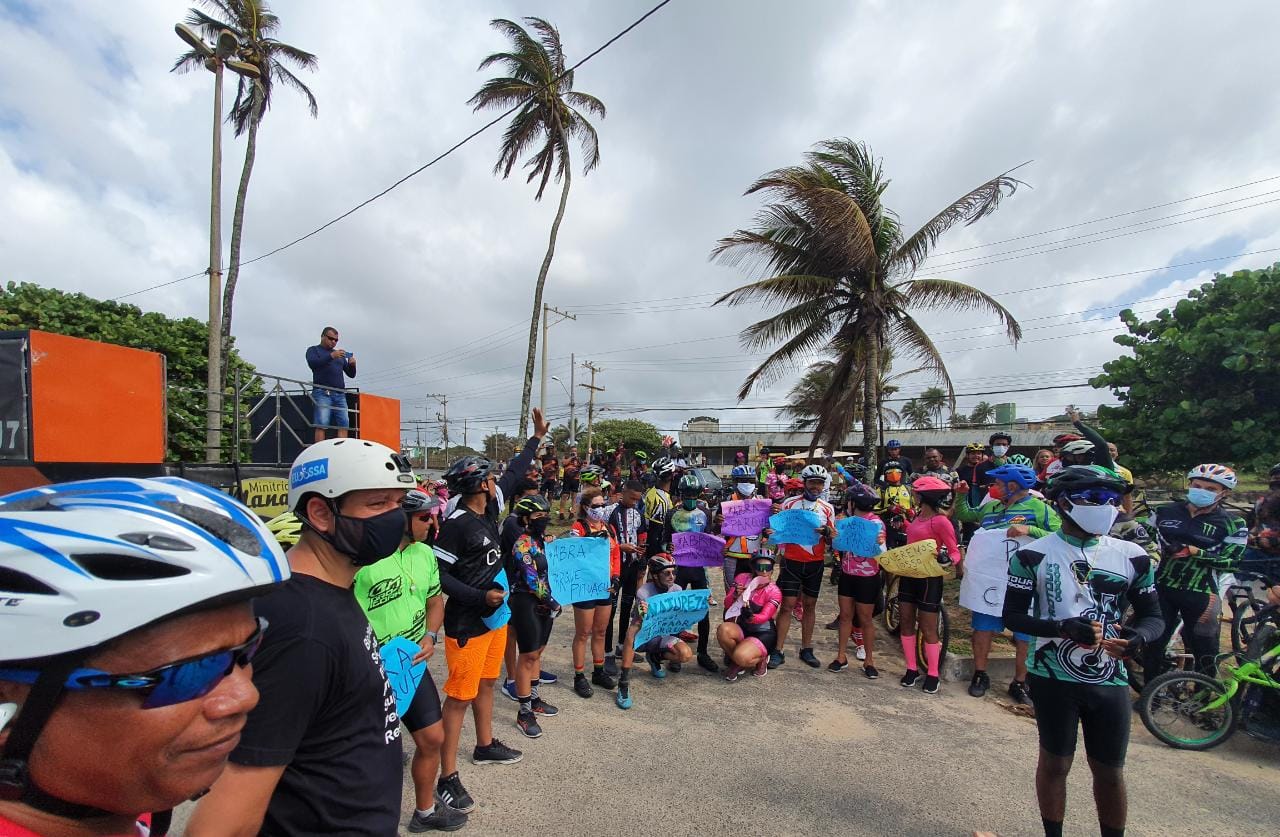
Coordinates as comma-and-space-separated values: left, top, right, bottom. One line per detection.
1138, 614, 1280, 750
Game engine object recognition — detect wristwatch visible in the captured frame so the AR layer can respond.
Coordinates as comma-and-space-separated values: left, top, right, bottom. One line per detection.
425, 631, 440, 644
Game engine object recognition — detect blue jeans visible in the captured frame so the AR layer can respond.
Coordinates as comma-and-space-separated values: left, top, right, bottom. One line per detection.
313, 387, 349, 429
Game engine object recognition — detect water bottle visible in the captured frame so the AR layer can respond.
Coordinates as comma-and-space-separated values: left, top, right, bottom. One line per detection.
936, 544, 953, 568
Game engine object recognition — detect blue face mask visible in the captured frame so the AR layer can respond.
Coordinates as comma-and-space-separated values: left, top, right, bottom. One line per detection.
1187, 486, 1219, 508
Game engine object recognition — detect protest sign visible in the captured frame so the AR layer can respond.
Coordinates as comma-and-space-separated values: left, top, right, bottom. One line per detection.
877, 539, 945, 578
633, 588, 711, 649
481, 567, 511, 630
834, 516, 883, 557
673, 531, 727, 567
767, 508, 823, 546
959, 527, 1034, 615
545, 537, 612, 604
379, 636, 426, 717
720, 498, 773, 537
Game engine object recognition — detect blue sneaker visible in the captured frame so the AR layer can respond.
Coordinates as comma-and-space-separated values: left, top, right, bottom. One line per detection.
615, 682, 633, 710
538, 670, 558, 685
501, 680, 519, 702
646, 650, 665, 679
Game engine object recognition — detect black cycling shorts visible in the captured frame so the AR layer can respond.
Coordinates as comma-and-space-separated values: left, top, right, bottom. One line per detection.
540, 479, 561, 499
1027, 674, 1132, 766
777, 559, 823, 599
509, 593, 554, 654
838, 572, 882, 605
896, 576, 944, 613
675, 566, 709, 591
562, 478, 580, 494
402, 664, 442, 732
574, 596, 613, 610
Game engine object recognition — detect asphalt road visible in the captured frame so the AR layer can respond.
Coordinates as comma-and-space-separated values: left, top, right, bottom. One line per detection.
175, 586, 1279, 836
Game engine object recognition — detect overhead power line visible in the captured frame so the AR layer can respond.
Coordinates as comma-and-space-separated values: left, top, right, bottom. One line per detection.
111, 0, 678, 302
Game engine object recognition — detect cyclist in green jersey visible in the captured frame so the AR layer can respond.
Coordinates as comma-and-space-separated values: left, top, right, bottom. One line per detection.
955, 463, 1060, 704
1003, 466, 1164, 837
353, 490, 464, 833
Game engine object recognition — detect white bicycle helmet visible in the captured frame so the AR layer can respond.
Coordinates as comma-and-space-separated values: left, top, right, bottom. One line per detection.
1060, 439, 1096, 456
651, 457, 677, 478
288, 437, 416, 512
1187, 463, 1237, 490
799, 464, 829, 481
0, 477, 289, 660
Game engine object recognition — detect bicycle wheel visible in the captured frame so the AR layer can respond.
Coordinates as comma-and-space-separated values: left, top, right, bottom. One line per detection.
1238, 608, 1279, 658
1138, 670, 1238, 750
1245, 623, 1278, 663
883, 575, 901, 636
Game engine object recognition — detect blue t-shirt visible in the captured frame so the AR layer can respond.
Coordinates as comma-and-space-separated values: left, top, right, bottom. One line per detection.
306, 344, 355, 390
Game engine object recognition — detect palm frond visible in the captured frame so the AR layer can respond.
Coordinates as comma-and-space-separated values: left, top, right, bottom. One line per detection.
468, 77, 538, 111
735, 317, 833, 399
735, 298, 835, 353
902, 278, 1022, 343
563, 90, 605, 118
890, 169, 1025, 273
713, 274, 838, 309
269, 61, 317, 117
564, 107, 600, 172
889, 317, 955, 407
524, 17, 566, 75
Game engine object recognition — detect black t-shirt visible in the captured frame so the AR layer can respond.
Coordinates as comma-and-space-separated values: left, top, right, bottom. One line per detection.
232, 574, 402, 836
435, 507, 506, 642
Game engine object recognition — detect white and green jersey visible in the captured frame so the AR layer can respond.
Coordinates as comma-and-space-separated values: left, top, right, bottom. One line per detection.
1008, 532, 1156, 686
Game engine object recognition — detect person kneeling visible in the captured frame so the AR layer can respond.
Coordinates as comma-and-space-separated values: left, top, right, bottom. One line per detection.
718, 554, 783, 680
615, 555, 694, 709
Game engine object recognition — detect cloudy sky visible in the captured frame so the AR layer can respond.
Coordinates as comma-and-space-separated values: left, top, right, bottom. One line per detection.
3, 0, 1278, 450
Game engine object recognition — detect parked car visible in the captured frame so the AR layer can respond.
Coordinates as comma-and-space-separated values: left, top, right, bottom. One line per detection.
688, 466, 729, 505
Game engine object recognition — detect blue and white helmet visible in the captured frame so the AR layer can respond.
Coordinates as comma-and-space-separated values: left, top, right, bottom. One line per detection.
0, 477, 289, 660
730, 465, 755, 480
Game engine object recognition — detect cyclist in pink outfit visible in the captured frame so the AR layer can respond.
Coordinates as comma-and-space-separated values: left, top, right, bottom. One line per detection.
899, 476, 962, 695
716, 554, 783, 680
765, 455, 790, 502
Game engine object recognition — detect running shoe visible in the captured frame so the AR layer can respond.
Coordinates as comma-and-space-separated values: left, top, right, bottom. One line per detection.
472, 738, 523, 765
573, 672, 593, 698
825, 618, 840, 631
1008, 680, 1032, 706
969, 671, 990, 698
646, 650, 665, 678
753, 658, 768, 677
767, 650, 784, 669
799, 648, 820, 668
501, 679, 519, 702
515, 709, 543, 739
697, 652, 720, 673
668, 661, 683, 673
922, 675, 940, 694
602, 654, 620, 678
436, 773, 475, 814
900, 669, 921, 688
855, 644, 867, 662
538, 670, 559, 685
591, 669, 617, 690
408, 802, 468, 832
862, 665, 879, 680
615, 682, 633, 709
827, 658, 849, 673
531, 697, 558, 717
723, 665, 742, 682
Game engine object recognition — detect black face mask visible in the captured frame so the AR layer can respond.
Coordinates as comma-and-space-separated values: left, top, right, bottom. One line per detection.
527, 517, 550, 539
328, 505, 407, 567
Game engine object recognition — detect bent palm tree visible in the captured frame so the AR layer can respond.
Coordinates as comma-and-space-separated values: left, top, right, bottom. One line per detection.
173, 0, 317, 392
713, 139, 1023, 470
470, 17, 605, 435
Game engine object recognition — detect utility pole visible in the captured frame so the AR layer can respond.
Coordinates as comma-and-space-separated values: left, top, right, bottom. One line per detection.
463, 418, 468, 451
539, 304, 576, 414
579, 361, 604, 460
568, 352, 577, 447
426, 394, 447, 468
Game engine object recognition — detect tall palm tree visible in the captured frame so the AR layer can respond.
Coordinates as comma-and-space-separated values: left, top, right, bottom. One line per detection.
469, 17, 605, 435
778, 355, 907, 441
901, 398, 935, 430
173, 1, 317, 393
919, 386, 947, 428
969, 400, 996, 425
713, 139, 1023, 470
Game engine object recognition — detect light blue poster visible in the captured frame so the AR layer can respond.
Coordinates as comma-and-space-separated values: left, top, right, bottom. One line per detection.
768, 509, 823, 546
545, 537, 612, 603
482, 567, 511, 630
379, 636, 426, 717
834, 515, 883, 557
633, 589, 711, 649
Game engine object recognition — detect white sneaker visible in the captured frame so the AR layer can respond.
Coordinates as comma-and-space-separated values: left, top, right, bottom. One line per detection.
854, 644, 867, 661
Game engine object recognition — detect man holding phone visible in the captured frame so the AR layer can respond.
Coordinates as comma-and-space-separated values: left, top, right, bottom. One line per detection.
306, 326, 357, 443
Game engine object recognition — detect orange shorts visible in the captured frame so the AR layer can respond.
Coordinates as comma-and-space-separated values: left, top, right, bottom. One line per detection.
443, 625, 508, 701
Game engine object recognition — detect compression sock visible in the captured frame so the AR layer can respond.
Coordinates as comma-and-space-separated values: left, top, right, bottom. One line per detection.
924, 642, 942, 677
530, 682, 540, 701
517, 693, 533, 713
1041, 820, 1063, 837
698, 615, 710, 654
1100, 827, 1124, 837
900, 635, 918, 671
593, 659, 605, 675
851, 628, 864, 645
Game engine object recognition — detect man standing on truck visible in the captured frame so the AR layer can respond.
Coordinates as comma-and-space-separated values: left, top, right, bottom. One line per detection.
306, 326, 357, 443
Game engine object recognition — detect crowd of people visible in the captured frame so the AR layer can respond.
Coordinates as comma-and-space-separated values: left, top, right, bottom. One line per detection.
2, 404, 1279, 837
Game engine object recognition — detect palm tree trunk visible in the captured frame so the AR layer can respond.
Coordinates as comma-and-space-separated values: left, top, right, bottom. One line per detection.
519, 168, 572, 435
861, 332, 880, 473
218, 95, 263, 395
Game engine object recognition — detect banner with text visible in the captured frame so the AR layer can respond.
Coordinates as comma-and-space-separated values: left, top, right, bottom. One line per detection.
673, 531, 728, 567
959, 528, 1034, 616
633, 588, 711, 649
720, 498, 773, 537
545, 537, 612, 604
379, 636, 426, 717
877, 539, 945, 578
767, 508, 823, 547
833, 515, 884, 557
